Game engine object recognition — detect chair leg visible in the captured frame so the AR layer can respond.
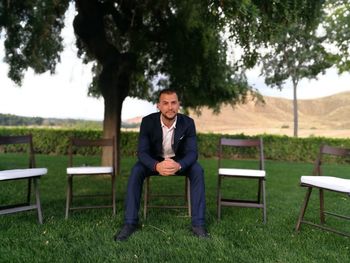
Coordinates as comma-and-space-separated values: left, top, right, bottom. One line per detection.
26, 178, 32, 204
319, 189, 325, 224
65, 175, 72, 219
257, 179, 262, 204
262, 179, 267, 224
295, 187, 312, 231
217, 175, 222, 221
33, 178, 43, 224
112, 174, 116, 215
143, 177, 150, 220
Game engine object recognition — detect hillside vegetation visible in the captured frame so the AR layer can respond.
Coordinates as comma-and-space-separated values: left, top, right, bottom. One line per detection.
0, 114, 139, 129
188, 91, 350, 138
2, 92, 349, 138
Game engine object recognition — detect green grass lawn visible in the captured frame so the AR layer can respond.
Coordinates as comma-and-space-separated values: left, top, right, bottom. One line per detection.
1, 154, 350, 262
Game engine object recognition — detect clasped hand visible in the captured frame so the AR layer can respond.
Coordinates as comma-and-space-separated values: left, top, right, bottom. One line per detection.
156, 158, 181, 176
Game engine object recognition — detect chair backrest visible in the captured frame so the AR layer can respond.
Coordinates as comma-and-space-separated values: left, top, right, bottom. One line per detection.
218, 138, 264, 170
312, 144, 350, 176
68, 137, 115, 169
0, 134, 35, 169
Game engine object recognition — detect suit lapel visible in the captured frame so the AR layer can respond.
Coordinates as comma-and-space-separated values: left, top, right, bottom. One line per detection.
173, 114, 183, 152
154, 113, 163, 155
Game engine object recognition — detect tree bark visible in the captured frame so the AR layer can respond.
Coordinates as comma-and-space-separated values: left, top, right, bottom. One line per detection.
98, 54, 134, 174
102, 88, 123, 174
292, 79, 298, 137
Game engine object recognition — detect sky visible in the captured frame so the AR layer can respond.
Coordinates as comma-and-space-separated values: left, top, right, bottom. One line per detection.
1, 6, 350, 121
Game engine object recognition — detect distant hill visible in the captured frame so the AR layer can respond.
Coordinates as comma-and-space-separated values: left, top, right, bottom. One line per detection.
124, 116, 143, 124
188, 91, 350, 138
123, 91, 350, 138
6, 91, 348, 138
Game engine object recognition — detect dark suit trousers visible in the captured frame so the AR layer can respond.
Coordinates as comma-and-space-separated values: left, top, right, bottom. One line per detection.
124, 161, 206, 226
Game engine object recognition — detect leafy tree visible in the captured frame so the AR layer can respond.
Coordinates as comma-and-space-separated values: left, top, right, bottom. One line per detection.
0, 0, 324, 168
324, 0, 350, 73
260, 6, 332, 137
0, 1, 69, 84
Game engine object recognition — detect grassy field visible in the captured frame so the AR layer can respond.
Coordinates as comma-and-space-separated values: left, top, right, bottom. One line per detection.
0, 154, 350, 263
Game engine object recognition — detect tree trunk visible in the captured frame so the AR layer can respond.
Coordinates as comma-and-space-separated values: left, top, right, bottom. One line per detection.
99, 60, 132, 175
292, 80, 298, 137
73, 1, 137, 175
102, 89, 123, 175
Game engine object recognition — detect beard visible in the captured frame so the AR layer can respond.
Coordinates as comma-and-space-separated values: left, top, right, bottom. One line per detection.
161, 111, 177, 121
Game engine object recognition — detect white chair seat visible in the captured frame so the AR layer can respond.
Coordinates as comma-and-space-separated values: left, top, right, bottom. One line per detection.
67, 166, 113, 175
219, 168, 266, 177
301, 176, 350, 193
0, 168, 47, 181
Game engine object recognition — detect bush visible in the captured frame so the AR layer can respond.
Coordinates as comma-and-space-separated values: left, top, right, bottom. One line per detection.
1, 127, 350, 163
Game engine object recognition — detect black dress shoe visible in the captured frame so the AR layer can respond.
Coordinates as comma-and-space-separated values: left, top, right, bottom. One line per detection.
192, 226, 209, 238
114, 224, 138, 241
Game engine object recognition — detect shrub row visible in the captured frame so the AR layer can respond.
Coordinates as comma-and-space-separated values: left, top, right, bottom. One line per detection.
1, 127, 350, 163
198, 133, 350, 163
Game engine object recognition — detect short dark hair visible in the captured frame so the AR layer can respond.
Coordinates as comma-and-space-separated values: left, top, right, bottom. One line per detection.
158, 88, 178, 102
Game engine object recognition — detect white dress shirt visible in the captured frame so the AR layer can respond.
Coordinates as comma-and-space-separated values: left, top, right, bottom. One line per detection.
160, 116, 177, 159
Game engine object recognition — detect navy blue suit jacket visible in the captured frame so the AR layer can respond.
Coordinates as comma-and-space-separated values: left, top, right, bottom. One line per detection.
137, 112, 198, 172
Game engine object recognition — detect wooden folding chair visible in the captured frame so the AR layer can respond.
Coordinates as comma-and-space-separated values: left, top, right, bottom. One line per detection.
217, 138, 266, 223
0, 135, 47, 224
295, 145, 350, 237
65, 137, 116, 218
143, 175, 191, 219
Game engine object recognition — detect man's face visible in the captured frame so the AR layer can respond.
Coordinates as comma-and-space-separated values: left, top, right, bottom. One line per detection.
157, 92, 180, 121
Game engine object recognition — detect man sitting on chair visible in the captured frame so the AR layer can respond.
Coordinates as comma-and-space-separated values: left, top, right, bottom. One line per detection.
114, 88, 208, 241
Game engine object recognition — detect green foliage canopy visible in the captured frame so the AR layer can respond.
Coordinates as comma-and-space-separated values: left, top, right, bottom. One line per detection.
0, 0, 69, 85
1, 0, 326, 111
324, 0, 350, 73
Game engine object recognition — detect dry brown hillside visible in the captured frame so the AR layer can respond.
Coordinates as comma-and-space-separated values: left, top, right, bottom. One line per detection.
188, 91, 350, 138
